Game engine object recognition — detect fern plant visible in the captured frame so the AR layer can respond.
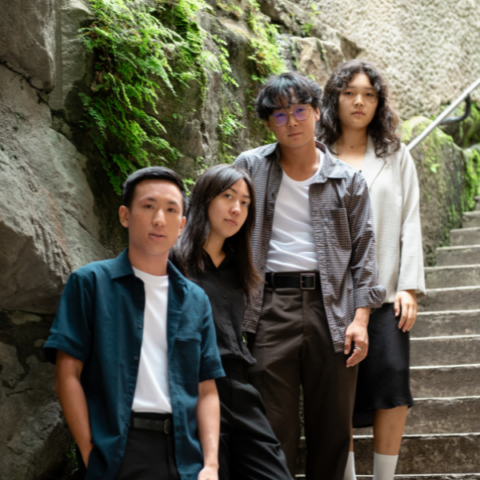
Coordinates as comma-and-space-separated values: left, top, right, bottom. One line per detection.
80, 0, 213, 193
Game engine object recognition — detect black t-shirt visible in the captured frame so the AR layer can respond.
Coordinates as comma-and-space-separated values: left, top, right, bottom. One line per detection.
189, 251, 256, 367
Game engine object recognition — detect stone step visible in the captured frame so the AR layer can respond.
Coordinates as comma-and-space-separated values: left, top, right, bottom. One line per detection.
411, 364, 480, 397
464, 211, 480, 228
425, 264, 480, 288
413, 310, 480, 337
436, 245, 480, 266
411, 335, 480, 366
354, 396, 480, 435
418, 286, 480, 312
296, 433, 480, 474
450, 227, 480, 247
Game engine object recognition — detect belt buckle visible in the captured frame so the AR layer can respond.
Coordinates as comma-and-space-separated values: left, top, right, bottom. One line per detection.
164, 418, 172, 435
270, 272, 275, 289
300, 273, 316, 290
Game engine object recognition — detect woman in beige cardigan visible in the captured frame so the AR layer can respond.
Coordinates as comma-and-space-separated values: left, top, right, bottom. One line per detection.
319, 60, 426, 480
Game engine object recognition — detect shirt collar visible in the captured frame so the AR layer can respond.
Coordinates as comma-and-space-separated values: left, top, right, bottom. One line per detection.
110, 249, 187, 290
266, 140, 348, 183
110, 249, 135, 279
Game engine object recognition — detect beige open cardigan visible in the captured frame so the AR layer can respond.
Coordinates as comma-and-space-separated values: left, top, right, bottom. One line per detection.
329, 137, 426, 303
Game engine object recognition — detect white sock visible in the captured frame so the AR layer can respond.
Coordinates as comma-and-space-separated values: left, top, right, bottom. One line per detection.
343, 451, 356, 480
373, 452, 399, 480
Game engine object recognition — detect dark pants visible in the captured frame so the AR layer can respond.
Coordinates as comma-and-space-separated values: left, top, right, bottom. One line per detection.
114, 413, 179, 480
216, 360, 293, 480
248, 286, 358, 480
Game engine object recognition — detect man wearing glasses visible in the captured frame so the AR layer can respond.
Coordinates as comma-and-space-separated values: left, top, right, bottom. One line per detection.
234, 72, 385, 479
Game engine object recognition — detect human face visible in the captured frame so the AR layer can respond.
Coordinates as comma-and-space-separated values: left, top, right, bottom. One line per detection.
338, 73, 378, 131
264, 98, 320, 150
207, 179, 251, 243
119, 179, 186, 261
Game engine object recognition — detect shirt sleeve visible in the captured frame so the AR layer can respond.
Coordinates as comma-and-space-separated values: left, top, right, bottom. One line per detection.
233, 153, 251, 175
198, 295, 225, 382
43, 270, 94, 365
347, 174, 387, 309
397, 147, 426, 297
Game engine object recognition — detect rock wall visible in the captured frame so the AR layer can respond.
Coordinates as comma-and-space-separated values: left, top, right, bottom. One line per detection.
291, 0, 480, 118
0, 0, 479, 478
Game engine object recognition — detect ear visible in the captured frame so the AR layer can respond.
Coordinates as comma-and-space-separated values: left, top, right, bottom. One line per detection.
178, 216, 187, 238
314, 108, 320, 122
264, 119, 272, 132
119, 205, 130, 229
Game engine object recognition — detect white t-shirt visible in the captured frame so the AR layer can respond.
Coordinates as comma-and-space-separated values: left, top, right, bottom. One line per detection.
132, 267, 172, 414
266, 151, 324, 273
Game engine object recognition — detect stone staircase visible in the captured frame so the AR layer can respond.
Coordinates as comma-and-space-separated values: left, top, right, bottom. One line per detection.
296, 196, 480, 479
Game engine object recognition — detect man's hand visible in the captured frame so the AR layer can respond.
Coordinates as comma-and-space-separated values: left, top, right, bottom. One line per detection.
80, 443, 94, 468
344, 307, 370, 368
55, 351, 93, 468
394, 290, 418, 332
197, 464, 219, 480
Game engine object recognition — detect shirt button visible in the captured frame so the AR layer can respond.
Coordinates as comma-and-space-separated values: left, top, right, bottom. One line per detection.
223, 294, 226, 299
133, 356, 139, 361
137, 324, 142, 329
227, 321, 231, 326
129, 388, 134, 394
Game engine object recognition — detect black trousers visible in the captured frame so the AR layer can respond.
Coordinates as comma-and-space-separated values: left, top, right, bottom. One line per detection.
216, 360, 293, 480
114, 413, 180, 480
249, 286, 358, 480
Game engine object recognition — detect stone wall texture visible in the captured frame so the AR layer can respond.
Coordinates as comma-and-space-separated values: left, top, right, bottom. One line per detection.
293, 0, 480, 118
0, 0, 479, 478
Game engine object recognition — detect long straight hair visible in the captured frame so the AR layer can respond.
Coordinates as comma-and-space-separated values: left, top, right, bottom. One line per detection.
173, 164, 260, 297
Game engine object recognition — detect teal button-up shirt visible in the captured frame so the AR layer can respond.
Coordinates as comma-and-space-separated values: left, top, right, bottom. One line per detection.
44, 250, 225, 480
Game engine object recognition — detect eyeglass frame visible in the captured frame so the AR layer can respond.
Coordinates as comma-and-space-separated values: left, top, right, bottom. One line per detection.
268, 105, 313, 127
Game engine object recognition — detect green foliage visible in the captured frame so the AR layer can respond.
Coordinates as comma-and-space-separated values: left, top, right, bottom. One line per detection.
245, 0, 287, 83
216, 0, 244, 19
458, 102, 480, 148
217, 102, 246, 162
463, 147, 480, 211
210, 35, 239, 86
79, 0, 214, 193
301, 3, 321, 36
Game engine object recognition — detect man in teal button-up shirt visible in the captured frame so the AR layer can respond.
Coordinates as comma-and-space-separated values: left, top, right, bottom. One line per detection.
44, 167, 225, 480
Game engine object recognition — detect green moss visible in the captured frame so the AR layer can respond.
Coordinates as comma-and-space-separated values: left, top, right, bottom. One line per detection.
463, 147, 480, 210
79, 0, 217, 193
245, 0, 287, 82
217, 102, 247, 163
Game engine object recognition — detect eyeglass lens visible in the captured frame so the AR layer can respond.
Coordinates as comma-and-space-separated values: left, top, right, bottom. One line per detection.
271, 106, 311, 126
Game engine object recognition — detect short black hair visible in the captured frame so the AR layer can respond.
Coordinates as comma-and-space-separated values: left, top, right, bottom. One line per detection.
255, 71, 322, 120
122, 166, 187, 212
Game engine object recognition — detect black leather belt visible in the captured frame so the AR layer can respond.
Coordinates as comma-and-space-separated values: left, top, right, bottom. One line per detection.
130, 413, 173, 434
265, 272, 320, 290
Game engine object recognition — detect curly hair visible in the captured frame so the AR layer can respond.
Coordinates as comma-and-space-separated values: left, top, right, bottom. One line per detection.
318, 60, 400, 158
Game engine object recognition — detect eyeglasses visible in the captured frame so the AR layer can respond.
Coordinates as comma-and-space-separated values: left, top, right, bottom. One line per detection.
269, 105, 312, 127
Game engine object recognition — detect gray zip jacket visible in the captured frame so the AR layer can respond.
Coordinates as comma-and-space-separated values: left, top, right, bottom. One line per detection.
234, 141, 386, 353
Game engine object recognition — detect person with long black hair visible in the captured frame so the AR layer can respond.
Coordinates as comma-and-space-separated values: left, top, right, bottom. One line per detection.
172, 164, 292, 480
319, 60, 426, 480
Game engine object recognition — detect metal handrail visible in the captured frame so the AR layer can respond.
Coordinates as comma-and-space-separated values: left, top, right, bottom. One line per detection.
407, 76, 480, 152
